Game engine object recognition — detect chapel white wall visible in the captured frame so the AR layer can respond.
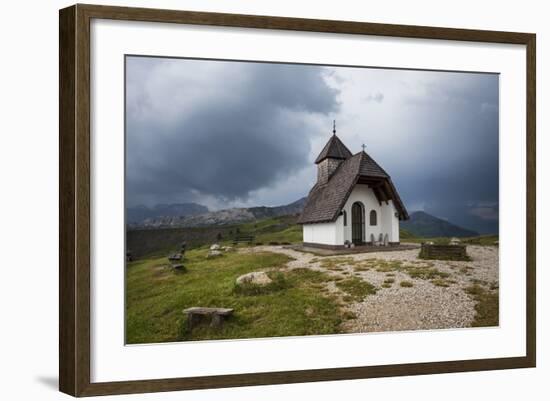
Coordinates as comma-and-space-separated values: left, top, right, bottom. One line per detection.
342, 184, 400, 243
381, 200, 400, 243
302, 221, 339, 245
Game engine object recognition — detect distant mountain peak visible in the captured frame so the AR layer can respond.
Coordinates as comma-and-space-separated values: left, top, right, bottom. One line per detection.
127, 197, 307, 228
126, 202, 209, 224
401, 211, 478, 238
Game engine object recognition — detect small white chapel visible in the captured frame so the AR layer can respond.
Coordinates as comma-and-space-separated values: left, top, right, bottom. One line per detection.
298, 124, 409, 248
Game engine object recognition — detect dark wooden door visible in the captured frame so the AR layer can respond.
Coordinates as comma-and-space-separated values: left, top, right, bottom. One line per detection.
351, 202, 363, 244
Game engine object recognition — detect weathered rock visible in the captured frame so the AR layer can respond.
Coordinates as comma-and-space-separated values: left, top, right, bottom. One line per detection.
222, 246, 234, 252
207, 250, 223, 259
236, 271, 272, 286
183, 307, 234, 331
449, 237, 461, 245
210, 243, 221, 251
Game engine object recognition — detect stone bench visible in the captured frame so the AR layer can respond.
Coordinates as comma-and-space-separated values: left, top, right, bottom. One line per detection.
183, 307, 234, 330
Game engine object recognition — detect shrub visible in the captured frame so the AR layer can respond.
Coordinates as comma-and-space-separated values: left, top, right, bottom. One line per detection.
336, 277, 377, 302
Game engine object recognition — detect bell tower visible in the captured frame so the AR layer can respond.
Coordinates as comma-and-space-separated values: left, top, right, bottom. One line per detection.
315, 121, 352, 184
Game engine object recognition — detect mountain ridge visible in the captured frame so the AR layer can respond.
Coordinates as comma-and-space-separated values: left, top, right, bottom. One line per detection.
128, 200, 478, 238
401, 211, 478, 238
128, 197, 307, 228
127, 202, 209, 224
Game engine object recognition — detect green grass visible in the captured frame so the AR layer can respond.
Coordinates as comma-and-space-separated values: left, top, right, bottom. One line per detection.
128, 215, 303, 260
431, 278, 451, 287
319, 257, 355, 270
255, 225, 302, 244
239, 216, 302, 245
404, 234, 498, 247
461, 235, 499, 246
400, 281, 414, 288
335, 277, 377, 302
126, 249, 343, 343
464, 285, 499, 327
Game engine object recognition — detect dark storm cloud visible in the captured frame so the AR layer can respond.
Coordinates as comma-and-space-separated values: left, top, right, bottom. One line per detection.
126, 58, 339, 206
380, 72, 499, 233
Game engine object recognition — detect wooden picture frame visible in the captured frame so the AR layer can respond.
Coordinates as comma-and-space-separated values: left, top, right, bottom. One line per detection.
59, 3, 536, 397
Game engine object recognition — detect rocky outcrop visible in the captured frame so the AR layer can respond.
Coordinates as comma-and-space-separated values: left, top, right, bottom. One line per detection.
235, 272, 272, 286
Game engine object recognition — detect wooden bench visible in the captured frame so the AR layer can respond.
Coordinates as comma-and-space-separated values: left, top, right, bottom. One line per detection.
233, 235, 255, 245
183, 307, 234, 330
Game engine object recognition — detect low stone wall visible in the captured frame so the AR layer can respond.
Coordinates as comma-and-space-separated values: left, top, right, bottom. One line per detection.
419, 243, 470, 261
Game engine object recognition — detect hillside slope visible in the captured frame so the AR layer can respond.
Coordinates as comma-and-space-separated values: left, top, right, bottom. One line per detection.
401, 211, 478, 238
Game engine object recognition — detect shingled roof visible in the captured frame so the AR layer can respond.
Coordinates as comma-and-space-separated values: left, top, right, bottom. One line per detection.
314, 134, 353, 164
298, 151, 409, 224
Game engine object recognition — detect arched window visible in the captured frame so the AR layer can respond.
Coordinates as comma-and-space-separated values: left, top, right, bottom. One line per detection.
343, 210, 347, 226
369, 210, 377, 226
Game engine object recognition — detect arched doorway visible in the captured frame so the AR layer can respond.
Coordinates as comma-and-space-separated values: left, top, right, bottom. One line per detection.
351, 202, 364, 245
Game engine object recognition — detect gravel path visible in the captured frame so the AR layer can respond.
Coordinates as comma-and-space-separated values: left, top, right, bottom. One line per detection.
240, 244, 499, 333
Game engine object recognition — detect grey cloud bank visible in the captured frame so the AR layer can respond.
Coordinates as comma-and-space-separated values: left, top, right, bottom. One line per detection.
126, 57, 338, 209
126, 57, 499, 234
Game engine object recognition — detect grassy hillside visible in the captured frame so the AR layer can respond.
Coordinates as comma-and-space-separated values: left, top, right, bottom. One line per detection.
401, 211, 479, 238
403, 233, 498, 246
128, 216, 498, 261
126, 248, 342, 343
127, 215, 301, 259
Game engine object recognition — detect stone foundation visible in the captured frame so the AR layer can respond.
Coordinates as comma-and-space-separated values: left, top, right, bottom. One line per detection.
419, 243, 470, 261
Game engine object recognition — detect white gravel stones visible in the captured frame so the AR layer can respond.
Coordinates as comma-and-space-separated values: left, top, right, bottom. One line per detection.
240, 244, 498, 333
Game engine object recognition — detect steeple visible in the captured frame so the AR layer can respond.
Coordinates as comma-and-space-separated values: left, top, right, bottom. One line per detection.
315, 122, 353, 184
314, 129, 352, 165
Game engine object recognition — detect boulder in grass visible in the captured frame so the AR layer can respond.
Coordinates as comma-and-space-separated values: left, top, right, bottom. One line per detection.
222, 246, 234, 252
210, 243, 221, 251
449, 237, 461, 245
236, 271, 272, 286
207, 250, 223, 259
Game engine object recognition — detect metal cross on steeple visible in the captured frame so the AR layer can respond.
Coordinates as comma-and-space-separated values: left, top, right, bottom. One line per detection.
332, 120, 336, 135
362, 144, 366, 152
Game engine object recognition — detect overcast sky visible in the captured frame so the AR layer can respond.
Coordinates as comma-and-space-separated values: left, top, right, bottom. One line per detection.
126, 56, 499, 234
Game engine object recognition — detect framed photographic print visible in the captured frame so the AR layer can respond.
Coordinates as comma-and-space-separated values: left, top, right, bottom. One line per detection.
59, 4, 536, 397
